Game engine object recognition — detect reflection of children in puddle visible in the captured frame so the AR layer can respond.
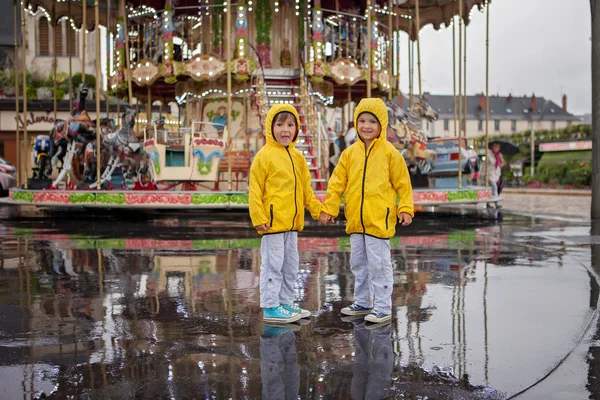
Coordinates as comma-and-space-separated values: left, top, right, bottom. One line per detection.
351, 321, 393, 400
260, 326, 300, 400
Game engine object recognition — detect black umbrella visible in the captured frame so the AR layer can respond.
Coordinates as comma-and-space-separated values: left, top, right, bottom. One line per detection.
488, 139, 520, 156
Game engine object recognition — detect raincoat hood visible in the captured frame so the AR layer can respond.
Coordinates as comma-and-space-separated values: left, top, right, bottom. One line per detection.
353, 98, 389, 144
264, 104, 301, 148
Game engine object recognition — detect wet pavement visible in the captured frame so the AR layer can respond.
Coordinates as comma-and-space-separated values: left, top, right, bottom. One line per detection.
0, 205, 598, 399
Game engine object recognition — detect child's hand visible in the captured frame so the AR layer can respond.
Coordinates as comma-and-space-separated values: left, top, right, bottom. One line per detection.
319, 212, 334, 224
255, 223, 269, 232
398, 213, 412, 226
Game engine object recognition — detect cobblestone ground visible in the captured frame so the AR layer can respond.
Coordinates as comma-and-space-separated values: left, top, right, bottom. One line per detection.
500, 193, 591, 219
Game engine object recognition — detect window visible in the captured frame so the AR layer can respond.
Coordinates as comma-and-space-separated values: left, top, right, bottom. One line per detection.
478, 120, 483, 131
37, 19, 78, 56
444, 119, 449, 131
511, 121, 517, 131
38, 19, 50, 56
567, 120, 572, 127
66, 24, 77, 56
551, 121, 556, 130
494, 120, 500, 131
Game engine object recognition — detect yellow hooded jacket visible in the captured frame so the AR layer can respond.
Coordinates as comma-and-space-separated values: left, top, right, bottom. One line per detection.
249, 104, 322, 234
322, 98, 414, 239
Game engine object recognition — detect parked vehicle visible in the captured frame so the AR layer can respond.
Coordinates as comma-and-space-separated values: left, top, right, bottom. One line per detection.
0, 156, 17, 197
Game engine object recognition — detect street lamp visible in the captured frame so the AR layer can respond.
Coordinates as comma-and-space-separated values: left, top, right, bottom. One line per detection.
530, 99, 550, 177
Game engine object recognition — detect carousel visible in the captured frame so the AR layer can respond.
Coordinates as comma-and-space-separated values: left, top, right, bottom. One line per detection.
7, 0, 498, 210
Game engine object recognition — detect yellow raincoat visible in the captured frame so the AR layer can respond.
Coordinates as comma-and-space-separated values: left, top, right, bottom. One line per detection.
322, 98, 414, 239
249, 104, 322, 234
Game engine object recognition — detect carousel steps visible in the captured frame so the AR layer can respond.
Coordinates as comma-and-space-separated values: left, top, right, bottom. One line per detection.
264, 82, 324, 189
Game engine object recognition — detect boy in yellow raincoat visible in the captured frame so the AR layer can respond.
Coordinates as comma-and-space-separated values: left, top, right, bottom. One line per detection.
249, 104, 323, 324
320, 98, 414, 325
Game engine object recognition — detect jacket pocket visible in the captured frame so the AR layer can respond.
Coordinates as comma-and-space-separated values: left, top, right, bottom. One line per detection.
385, 207, 390, 230
270, 204, 274, 227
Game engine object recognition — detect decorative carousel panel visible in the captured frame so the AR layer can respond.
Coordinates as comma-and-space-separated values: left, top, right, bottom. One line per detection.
328, 59, 363, 86
305, 61, 328, 83
191, 138, 225, 182
231, 58, 255, 82
132, 61, 160, 87
160, 62, 186, 84
377, 70, 393, 91
185, 56, 226, 81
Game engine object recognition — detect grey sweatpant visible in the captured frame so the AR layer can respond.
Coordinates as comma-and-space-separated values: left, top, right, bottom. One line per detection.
351, 322, 393, 400
260, 232, 299, 308
350, 234, 394, 315
260, 330, 300, 400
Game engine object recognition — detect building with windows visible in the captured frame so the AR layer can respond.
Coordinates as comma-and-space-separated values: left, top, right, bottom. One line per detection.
0, 0, 106, 166
415, 93, 581, 139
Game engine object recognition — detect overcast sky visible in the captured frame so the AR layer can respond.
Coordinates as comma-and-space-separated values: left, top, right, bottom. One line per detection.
397, 0, 591, 115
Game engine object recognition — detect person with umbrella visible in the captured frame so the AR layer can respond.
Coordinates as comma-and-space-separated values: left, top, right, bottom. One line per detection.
485, 139, 519, 206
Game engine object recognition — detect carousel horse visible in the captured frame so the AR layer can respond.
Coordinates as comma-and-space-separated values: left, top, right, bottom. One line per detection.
89, 108, 137, 188
385, 99, 438, 175
49, 83, 96, 188
83, 118, 116, 182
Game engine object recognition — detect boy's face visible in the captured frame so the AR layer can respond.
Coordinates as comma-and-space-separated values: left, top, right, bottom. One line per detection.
273, 114, 296, 146
356, 112, 381, 142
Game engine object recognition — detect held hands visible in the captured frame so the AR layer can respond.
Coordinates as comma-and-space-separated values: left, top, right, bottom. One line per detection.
255, 223, 270, 232
319, 212, 334, 224
398, 212, 413, 226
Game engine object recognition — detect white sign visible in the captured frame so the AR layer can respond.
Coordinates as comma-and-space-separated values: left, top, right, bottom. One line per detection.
539, 141, 592, 152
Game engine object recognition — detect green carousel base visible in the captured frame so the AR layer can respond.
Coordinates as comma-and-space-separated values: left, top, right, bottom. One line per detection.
6, 187, 499, 210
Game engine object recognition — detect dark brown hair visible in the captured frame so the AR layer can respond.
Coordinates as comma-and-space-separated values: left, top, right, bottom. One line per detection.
273, 111, 297, 125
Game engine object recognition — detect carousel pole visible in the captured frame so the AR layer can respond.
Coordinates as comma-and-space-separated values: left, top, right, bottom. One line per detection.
415, 0, 422, 100
20, 0, 27, 188
52, 1, 57, 123
457, 0, 463, 189
226, 0, 233, 191
485, 1, 490, 187
408, 16, 413, 107
366, 0, 372, 98
147, 86, 151, 123
82, 0, 86, 83
452, 18, 457, 137
106, 0, 110, 120
95, 0, 101, 189
68, 0, 73, 113
463, 21, 467, 142
387, 3, 392, 101
14, 0, 20, 187
122, 1, 132, 105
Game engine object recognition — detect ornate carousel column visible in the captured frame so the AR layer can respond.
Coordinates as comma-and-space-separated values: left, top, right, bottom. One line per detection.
255, 0, 272, 68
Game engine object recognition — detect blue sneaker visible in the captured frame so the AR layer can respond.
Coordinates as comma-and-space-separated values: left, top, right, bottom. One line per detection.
341, 303, 373, 316
364, 311, 391, 324
263, 305, 301, 324
263, 325, 299, 337
281, 303, 311, 319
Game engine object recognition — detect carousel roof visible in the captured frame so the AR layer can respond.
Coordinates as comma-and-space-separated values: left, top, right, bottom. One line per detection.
21, 0, 488, 36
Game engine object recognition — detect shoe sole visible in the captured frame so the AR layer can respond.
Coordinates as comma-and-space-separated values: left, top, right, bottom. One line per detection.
341, 314, 366, 322
364, 314, 392, 324
341, 308, 373, 316
365, 320, 392, 330
293, 317, 312, 326
264, 322, 302, 331
263, 313, 302, 324
299, 310, 312, 319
